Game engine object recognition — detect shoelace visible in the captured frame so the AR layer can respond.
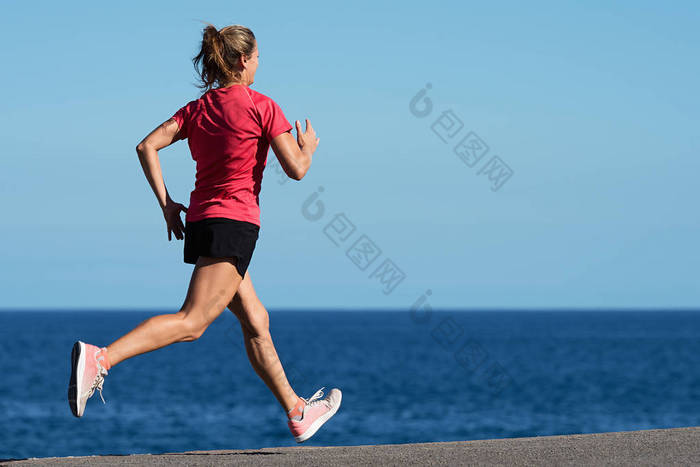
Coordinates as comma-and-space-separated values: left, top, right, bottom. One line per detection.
301, 387, 327, 407
88, 374, 107, 404
86, 350, 109, 404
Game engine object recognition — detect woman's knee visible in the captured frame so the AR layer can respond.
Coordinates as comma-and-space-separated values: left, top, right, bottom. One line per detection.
228, 296, 269, 336
176, 310, 208, 342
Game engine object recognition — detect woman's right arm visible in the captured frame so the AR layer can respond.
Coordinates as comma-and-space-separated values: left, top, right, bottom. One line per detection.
270, 118, 320, 180
136, 118, 188, 241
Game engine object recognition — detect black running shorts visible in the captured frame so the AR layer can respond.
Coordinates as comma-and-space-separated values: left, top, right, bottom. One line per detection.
183, 217, 260, 278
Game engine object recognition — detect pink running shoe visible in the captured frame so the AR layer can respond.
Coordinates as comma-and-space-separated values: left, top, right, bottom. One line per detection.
288, 387, 342, 443
68, 341, 109, 418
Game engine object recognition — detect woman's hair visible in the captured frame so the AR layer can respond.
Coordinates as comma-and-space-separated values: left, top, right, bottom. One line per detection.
193, 23, 256, 93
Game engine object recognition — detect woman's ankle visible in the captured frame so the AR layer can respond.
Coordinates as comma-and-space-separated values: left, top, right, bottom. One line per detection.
286, 396, 305, 420
96, 347, 112, 371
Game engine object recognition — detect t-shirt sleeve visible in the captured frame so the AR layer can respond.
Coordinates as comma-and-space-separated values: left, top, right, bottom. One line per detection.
260, 97, 293, 143
170, 101, 192, 141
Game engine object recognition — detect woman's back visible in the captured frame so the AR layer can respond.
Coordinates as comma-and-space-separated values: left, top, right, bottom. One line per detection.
172, 84, 292, 226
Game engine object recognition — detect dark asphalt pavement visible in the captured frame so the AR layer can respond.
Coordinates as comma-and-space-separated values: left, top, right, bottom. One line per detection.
4, 426, 699, 466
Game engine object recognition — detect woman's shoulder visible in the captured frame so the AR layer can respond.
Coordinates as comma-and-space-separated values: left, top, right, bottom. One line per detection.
244, 86, 282, 107
178, 94, 204, 113
171, 94, 203, 124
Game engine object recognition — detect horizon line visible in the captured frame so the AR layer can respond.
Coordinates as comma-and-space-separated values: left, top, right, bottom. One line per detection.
1, 306, 699, 312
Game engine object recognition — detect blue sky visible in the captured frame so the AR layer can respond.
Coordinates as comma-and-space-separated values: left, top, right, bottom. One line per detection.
1, 1, 698, 310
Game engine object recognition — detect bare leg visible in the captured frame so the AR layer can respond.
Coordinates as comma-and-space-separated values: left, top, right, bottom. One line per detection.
107, 256, 243, 367
228, 272, 300, 412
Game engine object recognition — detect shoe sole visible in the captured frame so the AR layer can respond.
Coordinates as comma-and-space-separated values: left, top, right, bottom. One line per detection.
295, 391, 342, 443
68, 341, 85, 418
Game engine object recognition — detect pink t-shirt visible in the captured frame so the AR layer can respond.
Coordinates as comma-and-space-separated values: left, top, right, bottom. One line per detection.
170, 84, 293, 226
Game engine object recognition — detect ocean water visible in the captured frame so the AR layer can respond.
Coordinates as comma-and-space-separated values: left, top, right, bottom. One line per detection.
1, 309, 699, 460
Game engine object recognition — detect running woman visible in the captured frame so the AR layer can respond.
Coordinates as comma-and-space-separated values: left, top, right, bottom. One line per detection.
67, 23, 341, 444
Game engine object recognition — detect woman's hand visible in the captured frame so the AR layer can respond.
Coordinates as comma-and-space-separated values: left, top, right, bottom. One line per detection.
162, 199, 188, 241
295, 118, 320, 157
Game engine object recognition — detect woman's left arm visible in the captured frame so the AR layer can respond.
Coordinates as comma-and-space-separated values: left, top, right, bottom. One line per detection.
136, 118, 188, 241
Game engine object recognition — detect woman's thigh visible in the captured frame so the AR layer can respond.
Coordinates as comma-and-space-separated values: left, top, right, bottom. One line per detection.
181, 256, 244, 328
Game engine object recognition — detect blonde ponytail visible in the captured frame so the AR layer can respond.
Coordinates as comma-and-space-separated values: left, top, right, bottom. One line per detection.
193, 23, 256, 93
